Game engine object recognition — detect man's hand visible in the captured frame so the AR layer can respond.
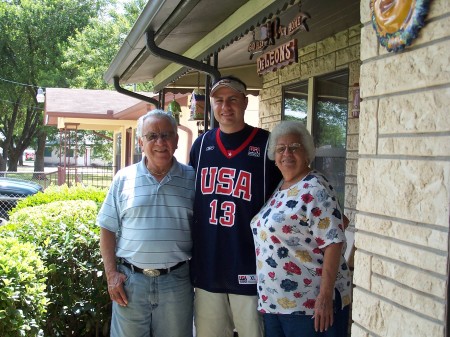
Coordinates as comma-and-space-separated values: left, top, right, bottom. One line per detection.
107, 271, 128, 306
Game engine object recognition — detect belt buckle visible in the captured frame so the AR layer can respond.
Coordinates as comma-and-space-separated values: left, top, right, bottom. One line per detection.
143, 269, 160, 277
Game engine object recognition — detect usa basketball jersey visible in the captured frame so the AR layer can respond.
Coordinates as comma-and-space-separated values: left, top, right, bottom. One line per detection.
189, 124, 281, 295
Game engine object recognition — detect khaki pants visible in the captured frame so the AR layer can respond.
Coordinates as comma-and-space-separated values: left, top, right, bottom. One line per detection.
194, 288, 263, 337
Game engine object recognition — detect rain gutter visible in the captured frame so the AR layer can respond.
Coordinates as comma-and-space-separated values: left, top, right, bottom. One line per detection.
104, 0, 168, 84
108, 0, 169, 107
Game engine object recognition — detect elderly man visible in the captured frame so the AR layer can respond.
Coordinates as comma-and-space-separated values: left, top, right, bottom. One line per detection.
98, 109, 195, 337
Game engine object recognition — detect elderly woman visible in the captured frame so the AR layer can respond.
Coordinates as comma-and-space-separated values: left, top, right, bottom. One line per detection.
250, 121, 351, 337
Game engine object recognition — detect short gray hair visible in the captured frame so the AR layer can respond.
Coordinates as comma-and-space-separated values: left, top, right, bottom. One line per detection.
136, 109, 178, 137
268, 121, 316, 164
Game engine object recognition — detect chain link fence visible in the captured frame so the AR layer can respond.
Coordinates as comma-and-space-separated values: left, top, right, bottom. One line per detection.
61, 165, 116, 189
0, 171, 58, 221
0, 166, 115, 221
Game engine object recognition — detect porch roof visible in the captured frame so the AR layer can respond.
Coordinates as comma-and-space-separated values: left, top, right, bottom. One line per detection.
44, 87, 189, 131
44, 88, 155, 127
104, 0, 360, 92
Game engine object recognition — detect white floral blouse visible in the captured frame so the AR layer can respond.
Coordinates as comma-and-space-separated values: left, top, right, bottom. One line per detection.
250, 170, 351, 315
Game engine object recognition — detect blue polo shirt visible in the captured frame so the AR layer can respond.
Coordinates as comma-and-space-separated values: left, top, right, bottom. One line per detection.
97, 157, 195, 269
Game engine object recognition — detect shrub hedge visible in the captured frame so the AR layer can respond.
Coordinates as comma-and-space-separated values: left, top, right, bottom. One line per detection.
0, 237, 48, 337
11, 184, 107, 214
0, 185, 110, 336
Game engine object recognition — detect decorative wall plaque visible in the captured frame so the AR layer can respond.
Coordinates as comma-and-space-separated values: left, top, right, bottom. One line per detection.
370, 0, 431, 52
257, 39, 298, 75
248, 9, 310, 60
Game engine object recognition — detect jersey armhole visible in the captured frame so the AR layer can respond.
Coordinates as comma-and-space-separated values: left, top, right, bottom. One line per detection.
194, 131, 210, 182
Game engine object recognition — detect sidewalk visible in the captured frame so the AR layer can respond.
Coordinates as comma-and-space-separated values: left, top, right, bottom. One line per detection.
17, 162, 58, 173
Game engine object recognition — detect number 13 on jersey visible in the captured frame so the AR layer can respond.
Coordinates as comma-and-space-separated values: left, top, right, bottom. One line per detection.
209, 200, 236, 226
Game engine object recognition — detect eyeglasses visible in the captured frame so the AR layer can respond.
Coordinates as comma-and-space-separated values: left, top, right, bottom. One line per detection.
143, 132, 175, 142
275, 143, 303, 154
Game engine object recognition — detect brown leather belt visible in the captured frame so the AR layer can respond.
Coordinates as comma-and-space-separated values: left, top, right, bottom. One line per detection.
121, 260, 187, 277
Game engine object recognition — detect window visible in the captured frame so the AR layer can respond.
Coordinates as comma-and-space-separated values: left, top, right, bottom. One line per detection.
65, 148, 74, 157
282, 70, 348, 207
44, 147, 53, 157
284, 81, 308, 124
133, 129, 142, 164
115, 133, 122, 171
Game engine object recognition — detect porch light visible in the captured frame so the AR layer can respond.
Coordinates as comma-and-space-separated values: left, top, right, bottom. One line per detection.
36, 87, 45, 103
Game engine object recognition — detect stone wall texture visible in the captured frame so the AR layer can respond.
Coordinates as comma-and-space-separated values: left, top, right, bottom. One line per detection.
353, 0, 450, 336
259, 0, 450, 336
259, 24, 362, 228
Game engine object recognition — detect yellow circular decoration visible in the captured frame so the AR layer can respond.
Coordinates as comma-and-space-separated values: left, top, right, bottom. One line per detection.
370, 0, 431, 52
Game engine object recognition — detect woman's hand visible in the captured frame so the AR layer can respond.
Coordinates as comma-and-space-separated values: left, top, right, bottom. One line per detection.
313, 292, 334, 332
314, 242, 344, 332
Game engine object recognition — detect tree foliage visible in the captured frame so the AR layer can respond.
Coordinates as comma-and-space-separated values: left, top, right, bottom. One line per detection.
0, 0, 110, 171
62, 0, 151, 91
284, 97, 347, 148
284, 97, 307, 123
55, 0, 151, 165
315, 100, 347, 148
62, 17, 124, 89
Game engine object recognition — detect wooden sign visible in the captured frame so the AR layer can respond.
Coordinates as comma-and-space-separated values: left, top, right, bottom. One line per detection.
248, 11, 310, 59
256, 39, 298, 75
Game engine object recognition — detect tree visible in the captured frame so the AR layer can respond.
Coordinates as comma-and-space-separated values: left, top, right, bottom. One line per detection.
284, 96, 347, 148
62, 0, 151, 91
315, 100, 347, 148
56, 0, 151, 165
0, 0, 110, 172
285, 97, 307, 123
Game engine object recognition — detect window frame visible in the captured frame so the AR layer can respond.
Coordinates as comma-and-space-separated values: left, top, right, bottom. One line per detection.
281, 69, 349, 208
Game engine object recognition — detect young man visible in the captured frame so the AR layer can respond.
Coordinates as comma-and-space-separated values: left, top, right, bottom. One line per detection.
98, 110, 195, 337
189, 76, 281, 337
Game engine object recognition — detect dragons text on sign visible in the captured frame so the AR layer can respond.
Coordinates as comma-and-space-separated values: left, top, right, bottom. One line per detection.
256, 39, 298, 75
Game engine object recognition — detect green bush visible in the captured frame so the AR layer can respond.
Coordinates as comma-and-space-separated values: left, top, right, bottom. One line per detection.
11, 184, 107, 214
1, 188, 111, 337
0, 237, 48, 337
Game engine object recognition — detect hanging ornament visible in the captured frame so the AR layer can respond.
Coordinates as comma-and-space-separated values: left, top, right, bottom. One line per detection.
189, 72, 205, 121
189, 88, 205, 121
167, 95, 182, 125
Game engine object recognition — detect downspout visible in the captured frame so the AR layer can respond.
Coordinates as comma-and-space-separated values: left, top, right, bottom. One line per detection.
204, 72, 211, 131
146, 30, 221, 83
146, 30, 221, 131
113, 76, 160, 108
159, 90, 165, 110
211, 52, 219, 130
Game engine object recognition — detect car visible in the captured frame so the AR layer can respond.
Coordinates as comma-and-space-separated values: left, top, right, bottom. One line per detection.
24, 149, 36, 161
25, 152, 35, 161
0, 177, 43, 222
